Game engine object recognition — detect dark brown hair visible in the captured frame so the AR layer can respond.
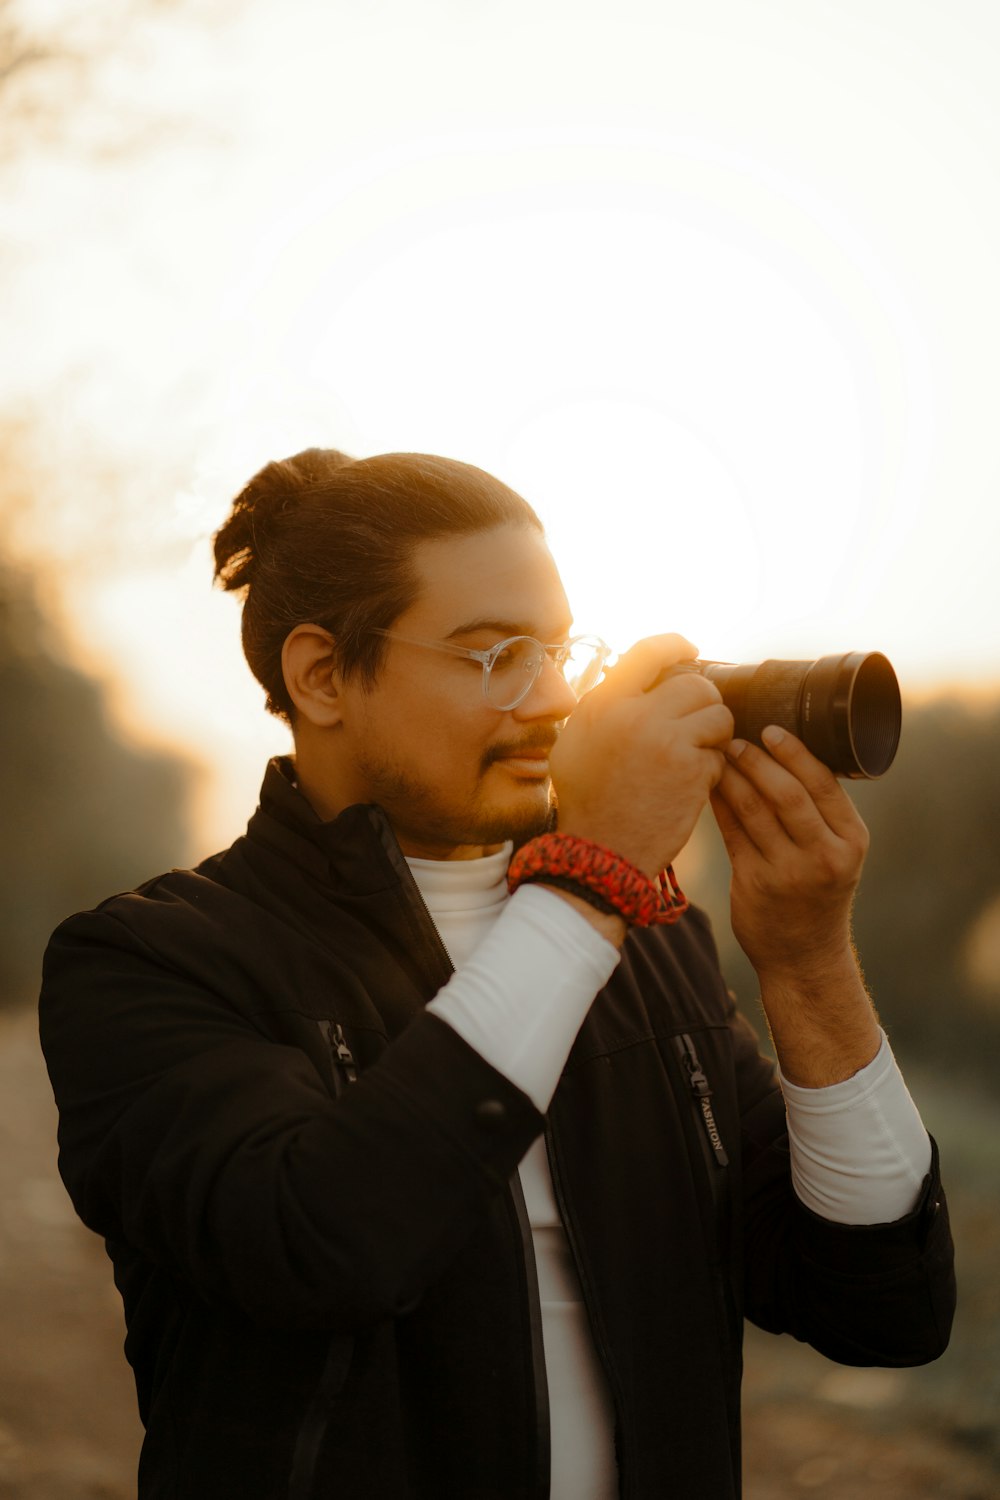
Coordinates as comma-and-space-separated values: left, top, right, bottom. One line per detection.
213, 448, 543, 722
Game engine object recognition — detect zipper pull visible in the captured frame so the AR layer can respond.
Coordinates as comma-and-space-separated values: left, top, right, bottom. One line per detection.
325, 1022, 358, 1085
677, 1033, 729, 1167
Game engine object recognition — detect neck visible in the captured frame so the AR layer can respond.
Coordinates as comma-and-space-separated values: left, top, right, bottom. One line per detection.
396, 834, 507, 861
290, 755, 504, 862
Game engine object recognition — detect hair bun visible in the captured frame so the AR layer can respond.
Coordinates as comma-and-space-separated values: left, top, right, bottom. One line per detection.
212, 448, 355, 592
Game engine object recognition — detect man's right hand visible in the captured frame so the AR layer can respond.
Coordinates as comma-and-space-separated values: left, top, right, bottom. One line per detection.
549, 634, 734, 879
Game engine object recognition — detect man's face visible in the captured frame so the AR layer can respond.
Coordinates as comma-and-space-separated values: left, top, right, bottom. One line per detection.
336, 523, 579, 859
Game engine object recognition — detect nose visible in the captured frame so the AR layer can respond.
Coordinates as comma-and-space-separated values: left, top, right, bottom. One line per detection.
512, 654, 579, 722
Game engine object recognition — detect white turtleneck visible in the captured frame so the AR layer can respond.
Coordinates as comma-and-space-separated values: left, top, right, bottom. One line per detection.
409, 844, 931, 1499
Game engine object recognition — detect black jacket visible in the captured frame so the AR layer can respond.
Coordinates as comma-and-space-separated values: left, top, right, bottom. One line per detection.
39, 758, 956, 1499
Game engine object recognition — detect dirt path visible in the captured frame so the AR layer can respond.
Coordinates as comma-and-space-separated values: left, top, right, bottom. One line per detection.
0, 1006, 141, 1499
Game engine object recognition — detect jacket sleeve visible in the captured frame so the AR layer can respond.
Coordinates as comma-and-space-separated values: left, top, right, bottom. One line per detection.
39, 907, 544, 1333
729, 1002, 956, 1366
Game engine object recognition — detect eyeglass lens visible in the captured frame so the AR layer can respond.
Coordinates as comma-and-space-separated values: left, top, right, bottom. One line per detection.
486, 639, 605, 708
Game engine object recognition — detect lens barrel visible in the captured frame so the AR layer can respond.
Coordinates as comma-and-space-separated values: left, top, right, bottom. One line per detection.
693, 652, 902, 778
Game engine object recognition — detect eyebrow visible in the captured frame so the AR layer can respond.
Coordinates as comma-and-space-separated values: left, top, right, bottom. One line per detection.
444, 616, 573, 642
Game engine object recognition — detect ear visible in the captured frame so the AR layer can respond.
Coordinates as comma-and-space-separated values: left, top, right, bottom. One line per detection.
282, 624, 346, 729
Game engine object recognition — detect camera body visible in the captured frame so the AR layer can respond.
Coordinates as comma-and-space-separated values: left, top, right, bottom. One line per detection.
666, 652, 901, 778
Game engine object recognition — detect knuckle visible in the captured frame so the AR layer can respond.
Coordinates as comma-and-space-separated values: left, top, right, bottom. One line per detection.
665, 673, 717, 710
658, 632, 698, 657
694, 678, 724, 710
777, 782, 810, 817
632, 632, 695, 663
814, 845, 853, 887
735, 785, 767, 820
707, 703, 735, 742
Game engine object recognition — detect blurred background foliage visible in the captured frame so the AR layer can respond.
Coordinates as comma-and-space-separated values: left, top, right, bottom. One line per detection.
0, 524, 196, 1001
1, 0, 201, 1002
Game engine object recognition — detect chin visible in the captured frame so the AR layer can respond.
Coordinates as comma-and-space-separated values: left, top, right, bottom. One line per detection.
470, 788, 555, 847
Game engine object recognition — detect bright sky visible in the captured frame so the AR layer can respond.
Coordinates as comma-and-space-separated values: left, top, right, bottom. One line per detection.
4, 0, 999, 849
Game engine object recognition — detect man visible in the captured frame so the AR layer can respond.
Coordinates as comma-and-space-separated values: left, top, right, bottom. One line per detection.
40, 448, 955, 1499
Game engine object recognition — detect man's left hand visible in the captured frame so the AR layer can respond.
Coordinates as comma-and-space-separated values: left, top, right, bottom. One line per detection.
709, 725, 869, 983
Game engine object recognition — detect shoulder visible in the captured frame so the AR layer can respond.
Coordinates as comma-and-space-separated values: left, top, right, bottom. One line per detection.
40, 844, 302, 1032
47, 855, 247, 958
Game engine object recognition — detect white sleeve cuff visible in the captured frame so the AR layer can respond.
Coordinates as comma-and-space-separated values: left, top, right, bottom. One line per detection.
780, 1029, 932, 1225
426, 884, 621, 1112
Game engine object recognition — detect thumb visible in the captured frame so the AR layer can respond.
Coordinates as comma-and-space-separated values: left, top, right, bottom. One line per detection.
600, 634, 699, 698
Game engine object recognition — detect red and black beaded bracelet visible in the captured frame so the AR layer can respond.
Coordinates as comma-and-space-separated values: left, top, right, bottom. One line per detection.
507, 832, 689, 927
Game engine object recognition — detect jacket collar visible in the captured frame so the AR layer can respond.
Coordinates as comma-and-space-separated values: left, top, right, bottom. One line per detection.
246, 757, 454, 997
250, 756, 410, 893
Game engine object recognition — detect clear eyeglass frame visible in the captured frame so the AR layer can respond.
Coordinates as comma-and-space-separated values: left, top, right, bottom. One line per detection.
371, 629, 612, 711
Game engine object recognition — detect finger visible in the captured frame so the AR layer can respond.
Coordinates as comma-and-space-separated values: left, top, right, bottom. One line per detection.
751, 726, 867, 842
712, 761, 794, 860
722, 734, 867, 861
709, 783, 767, 863
600, 634, 699, 697
647, 667, 724, 716
683, 701, 735, 749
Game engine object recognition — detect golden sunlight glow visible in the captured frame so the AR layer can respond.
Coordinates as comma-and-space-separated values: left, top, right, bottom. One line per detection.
7, 0, 1000, 847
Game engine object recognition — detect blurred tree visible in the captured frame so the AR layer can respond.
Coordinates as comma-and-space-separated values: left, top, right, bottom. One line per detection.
0, 542, 196, 1004
0, 0, 219, 1005
0, 0, 231, 158
685, 697, 1000, 1095
850, 699, 1000, 1073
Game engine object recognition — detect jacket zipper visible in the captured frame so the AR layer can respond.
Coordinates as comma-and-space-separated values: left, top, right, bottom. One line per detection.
671, 1030, 740, 1377
508, 1169, 552, 1499
543, 1119, 631, 1499
674, 1032, 729, 1169
286, 1336, 355, 1500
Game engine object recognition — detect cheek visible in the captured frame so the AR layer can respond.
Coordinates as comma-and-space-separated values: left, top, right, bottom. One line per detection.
390, 687, 493, 773
358, 663, 497, 778
433, 704, 501, 783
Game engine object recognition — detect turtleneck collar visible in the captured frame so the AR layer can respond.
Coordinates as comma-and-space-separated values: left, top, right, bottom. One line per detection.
405, 843, 513, 916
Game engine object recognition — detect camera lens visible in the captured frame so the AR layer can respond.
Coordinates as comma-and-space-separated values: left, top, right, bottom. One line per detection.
698, 652, 901, 778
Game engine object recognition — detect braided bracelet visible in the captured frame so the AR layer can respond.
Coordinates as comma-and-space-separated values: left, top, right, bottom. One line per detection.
507, 832, 689, 928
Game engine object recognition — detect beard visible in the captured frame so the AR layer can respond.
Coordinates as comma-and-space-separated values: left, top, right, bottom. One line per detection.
354, 736, 559, 854
454, 789, 556, 848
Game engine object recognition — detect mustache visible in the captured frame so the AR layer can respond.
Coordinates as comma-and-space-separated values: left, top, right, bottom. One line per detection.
482, 730, 560, 770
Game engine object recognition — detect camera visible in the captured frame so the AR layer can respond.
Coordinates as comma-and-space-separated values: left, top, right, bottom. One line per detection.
660, 652, 902, 778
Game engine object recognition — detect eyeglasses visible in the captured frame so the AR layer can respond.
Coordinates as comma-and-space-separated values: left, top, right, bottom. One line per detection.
372, 629, 612, 710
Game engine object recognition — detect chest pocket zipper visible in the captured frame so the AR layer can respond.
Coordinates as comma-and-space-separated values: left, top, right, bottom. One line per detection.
674, 1031, 729, 1168
320, 1020, 358, 1092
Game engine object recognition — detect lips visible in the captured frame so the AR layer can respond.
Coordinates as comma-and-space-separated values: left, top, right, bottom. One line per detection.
489, 744, 555, 771
497, 756, 550, 775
